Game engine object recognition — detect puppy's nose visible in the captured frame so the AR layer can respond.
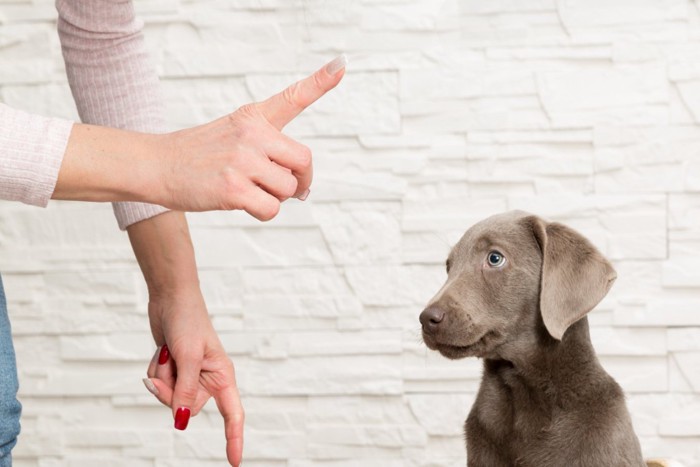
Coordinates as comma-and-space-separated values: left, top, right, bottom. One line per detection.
420, 306, 445, 333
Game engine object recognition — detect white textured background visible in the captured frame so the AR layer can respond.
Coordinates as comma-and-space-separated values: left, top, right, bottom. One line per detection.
1, 0, 700, 465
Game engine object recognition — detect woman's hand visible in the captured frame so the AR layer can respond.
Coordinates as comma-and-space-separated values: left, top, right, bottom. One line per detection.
157, 55, 345, 218
144, 289, 243, 467
54, 55, 347, 220
127, 211, 244, 466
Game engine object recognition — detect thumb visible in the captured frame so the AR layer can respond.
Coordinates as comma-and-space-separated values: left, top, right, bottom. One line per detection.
255, 54, 347, 131
171, 353, 202, 431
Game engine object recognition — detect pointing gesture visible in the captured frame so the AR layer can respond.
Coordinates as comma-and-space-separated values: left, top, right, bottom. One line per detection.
157, 55, 347, 218
132, 57, 347, 467
56, 56, 347, 219
53, 57, 347, 467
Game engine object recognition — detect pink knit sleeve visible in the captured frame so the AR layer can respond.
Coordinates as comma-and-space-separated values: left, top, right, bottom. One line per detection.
56, 0, 169, 230
0, 104, 73, 207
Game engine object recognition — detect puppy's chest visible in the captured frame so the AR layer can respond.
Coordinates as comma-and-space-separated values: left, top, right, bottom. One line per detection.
478, 369, 558, 443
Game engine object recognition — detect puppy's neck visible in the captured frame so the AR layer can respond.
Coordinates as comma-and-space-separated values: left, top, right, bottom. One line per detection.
487, 317, 602, 396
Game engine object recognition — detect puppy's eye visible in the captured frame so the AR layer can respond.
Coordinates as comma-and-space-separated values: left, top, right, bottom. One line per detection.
446, 258, 452, 273
487, 251, 506, 268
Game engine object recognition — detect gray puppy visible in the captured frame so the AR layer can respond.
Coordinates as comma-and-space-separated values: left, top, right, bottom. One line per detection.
419, 211, 645, 467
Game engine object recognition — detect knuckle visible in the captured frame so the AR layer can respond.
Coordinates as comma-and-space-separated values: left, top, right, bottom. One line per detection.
226, 109, 244, 130
174, 346, 201, 364
236, 103, 258, 118
280, 176, 298, 200
282, 83, 301, 109
230, 105, 262, 138
257, 199, 281, 221
176, 385, 199, 402
312, 72, 325, 92
232, 407, 245, 424
220, 170, 245, 211
296, 145, 312, 170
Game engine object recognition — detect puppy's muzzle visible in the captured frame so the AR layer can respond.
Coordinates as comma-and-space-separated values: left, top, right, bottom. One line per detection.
420, 306, 446, 334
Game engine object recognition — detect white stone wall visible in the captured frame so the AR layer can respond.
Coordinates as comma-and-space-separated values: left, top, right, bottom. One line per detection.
1, 0, 700, 465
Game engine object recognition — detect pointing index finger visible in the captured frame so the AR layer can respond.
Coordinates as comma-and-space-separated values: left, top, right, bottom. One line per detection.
212, 383, 245, 467
257, 54, 347, 130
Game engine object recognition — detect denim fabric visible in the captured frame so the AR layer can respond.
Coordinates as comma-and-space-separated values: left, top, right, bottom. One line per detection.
0, 275, 21, 466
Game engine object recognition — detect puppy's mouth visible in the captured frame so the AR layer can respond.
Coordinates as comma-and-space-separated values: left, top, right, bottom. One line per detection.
422, 331, 491, 359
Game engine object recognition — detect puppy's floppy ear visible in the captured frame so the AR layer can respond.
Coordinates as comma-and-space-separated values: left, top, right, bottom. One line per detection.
524, 216, 617, 341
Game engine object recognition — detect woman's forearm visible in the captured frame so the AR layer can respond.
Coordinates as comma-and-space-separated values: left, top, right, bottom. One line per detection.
127, 209, 202, 347
52, 123, 167, 204
126, 210, 200, 298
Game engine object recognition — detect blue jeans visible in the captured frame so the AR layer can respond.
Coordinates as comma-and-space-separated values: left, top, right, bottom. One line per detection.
0, 275, 21, 466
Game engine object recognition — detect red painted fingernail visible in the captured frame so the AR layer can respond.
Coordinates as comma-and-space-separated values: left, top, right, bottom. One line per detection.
174, 407, 191, 430
158, 345, 169, 365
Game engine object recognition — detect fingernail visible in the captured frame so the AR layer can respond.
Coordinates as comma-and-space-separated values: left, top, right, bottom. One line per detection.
142, 378, 159, 396
325, 54, 347, 75
174, 407, 191, 430
158, 344, 169, 365
297, 189, 310, 201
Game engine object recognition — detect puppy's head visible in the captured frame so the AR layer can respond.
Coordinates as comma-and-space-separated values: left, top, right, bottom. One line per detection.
419, 211, 616, 360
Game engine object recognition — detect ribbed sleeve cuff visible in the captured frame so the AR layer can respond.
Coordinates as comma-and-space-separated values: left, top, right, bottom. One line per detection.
0, 104, 74, 208
112, 201, 169, 231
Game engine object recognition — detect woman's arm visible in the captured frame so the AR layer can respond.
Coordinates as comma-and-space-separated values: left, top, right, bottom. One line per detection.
128, 209, 244, 466
52, 59, 346, 217
55, 0, 345, 223
56, 0, 169, 229
55, 1, 244, 464
53, 3, 343, 466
